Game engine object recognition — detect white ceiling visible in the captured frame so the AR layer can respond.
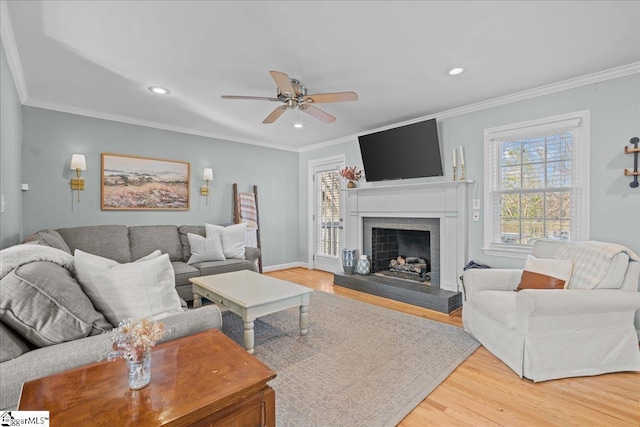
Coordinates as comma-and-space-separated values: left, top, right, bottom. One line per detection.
3, 1, 640, 152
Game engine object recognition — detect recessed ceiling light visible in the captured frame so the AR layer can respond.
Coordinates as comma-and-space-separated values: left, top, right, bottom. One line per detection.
446, 67, 464, 76
148, 86, 170, 95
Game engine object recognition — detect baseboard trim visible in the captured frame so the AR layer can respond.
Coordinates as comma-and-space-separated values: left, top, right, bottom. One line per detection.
263, 262, 309, 272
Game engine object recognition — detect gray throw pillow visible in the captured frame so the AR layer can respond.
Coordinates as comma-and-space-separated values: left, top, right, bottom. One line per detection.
0, 261, 112, 347
22, 230, 72, 254
0, 322, 30, 362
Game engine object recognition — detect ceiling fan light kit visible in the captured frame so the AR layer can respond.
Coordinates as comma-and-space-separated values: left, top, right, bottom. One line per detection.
222, 71, 358, 125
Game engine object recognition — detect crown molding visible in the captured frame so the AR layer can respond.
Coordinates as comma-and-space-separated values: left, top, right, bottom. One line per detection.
435, 62, 640, 121
301, 62, 640, 153
23, 99, 300, 153
0, 0, 28, 103
17, 54, 640, 154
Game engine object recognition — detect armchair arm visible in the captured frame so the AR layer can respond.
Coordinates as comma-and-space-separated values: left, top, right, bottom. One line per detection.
462, 269, 523, 301
515, 289, 640, 334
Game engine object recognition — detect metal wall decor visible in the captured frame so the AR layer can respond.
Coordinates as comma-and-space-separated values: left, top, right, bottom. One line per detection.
624, 137, 639, 189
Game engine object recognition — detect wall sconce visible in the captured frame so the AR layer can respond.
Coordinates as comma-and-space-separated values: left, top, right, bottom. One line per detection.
200, 168, 213, 204
70, 154, 86, 203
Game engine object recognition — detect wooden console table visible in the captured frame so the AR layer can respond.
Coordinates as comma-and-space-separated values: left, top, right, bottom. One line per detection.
19, 329, 276, 426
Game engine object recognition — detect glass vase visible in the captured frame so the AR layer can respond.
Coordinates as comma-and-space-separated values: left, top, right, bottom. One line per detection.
127, 349, 151, 390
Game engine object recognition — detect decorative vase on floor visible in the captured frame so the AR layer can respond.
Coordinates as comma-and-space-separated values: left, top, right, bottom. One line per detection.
127, 349, 152, 390
342, 249, 357, 274
355, 255, 371, 275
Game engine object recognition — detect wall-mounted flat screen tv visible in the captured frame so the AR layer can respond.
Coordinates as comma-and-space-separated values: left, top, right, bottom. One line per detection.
358, 118, 443, 182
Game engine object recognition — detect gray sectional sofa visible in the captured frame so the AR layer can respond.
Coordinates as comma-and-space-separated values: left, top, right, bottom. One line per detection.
0, 224, 260, 410
23, 224, 261, 301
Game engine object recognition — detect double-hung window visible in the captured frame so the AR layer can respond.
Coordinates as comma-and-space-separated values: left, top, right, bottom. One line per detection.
483, 111, 590, 258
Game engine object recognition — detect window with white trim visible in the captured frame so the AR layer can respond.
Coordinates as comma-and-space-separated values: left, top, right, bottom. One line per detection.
483, 111, 590, 258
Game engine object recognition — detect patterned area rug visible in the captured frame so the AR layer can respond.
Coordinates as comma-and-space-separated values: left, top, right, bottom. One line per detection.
221, 291, 479, 427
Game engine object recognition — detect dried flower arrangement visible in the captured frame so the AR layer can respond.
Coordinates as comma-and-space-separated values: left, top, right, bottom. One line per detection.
108, 317, 166, 362
339, 166, 363, 182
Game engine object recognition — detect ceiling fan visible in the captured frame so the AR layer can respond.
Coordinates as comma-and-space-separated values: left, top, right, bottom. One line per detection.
222, 71, 358, 124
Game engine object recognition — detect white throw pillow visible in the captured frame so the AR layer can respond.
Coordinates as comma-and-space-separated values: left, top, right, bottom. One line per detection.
135, 249, 162, 262
74, 250, 183, 326
206, 223, 246, 259
186, 232, 226, 264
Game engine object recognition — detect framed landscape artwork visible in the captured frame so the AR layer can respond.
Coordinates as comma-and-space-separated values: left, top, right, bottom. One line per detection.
101, 153, 190, 210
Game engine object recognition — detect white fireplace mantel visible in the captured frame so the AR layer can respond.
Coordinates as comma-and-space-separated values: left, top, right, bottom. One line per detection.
344, 180, 472, 292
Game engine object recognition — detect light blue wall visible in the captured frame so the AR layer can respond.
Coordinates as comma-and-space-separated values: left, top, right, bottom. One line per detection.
21, 107, 300, 267
0, 43, 23, 249
12, 74, 640, 267
299, 74, 640, 268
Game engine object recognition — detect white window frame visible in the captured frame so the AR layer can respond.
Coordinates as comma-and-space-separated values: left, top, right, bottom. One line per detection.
482, 110, 590, 259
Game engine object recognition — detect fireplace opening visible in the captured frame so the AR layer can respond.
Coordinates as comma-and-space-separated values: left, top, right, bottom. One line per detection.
371, 228, 431, 284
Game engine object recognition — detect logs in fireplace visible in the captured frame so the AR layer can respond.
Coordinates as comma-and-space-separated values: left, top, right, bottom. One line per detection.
378, 255, 430, 282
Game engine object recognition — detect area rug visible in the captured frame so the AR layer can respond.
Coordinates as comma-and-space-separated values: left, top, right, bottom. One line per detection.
221, 291, 479, 427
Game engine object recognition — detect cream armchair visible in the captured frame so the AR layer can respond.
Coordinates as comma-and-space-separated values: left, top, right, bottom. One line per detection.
462, 239, 640, 382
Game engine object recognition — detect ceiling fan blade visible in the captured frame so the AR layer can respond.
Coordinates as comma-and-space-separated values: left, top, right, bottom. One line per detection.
303, 91, 358, 104
300, 105, 336, 124
221, 95, 279, 101
263, 105, 288, 124
269, 71, 296, 96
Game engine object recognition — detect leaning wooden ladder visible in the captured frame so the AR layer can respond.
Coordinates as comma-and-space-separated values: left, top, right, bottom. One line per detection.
233, 183, 263, 273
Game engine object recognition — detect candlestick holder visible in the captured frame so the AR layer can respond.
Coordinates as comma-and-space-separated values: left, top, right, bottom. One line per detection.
453, 165, 457, 181
460, 164, 466, 180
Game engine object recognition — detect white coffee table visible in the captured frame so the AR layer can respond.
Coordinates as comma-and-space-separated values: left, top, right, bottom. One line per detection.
190, 270, 313, 354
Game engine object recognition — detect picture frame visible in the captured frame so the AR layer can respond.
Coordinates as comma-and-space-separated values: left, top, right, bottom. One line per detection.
101, 153, 190, 210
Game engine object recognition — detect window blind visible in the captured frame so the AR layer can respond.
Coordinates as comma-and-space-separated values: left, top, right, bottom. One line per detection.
316, 171, 341, 257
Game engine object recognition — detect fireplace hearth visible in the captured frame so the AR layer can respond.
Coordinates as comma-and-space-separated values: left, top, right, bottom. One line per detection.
333, 272, 461, 313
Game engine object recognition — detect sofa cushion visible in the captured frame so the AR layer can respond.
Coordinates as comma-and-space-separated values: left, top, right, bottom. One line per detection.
171, 261, 200, 286
74, 250, 184, 326
22, 230, 72, 254
516, 255, 573, 291
0, 322, 30, 362
178, 225, 205, 262
472, 290, 517, 329
192, 259, 253, 276
57, 225, 131, 263
0, 261, 112, 347
187, 232, 226, 264
129, 225, 183, 262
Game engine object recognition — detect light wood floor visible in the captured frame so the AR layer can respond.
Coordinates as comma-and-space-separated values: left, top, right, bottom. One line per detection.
266, 268, 640, 427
